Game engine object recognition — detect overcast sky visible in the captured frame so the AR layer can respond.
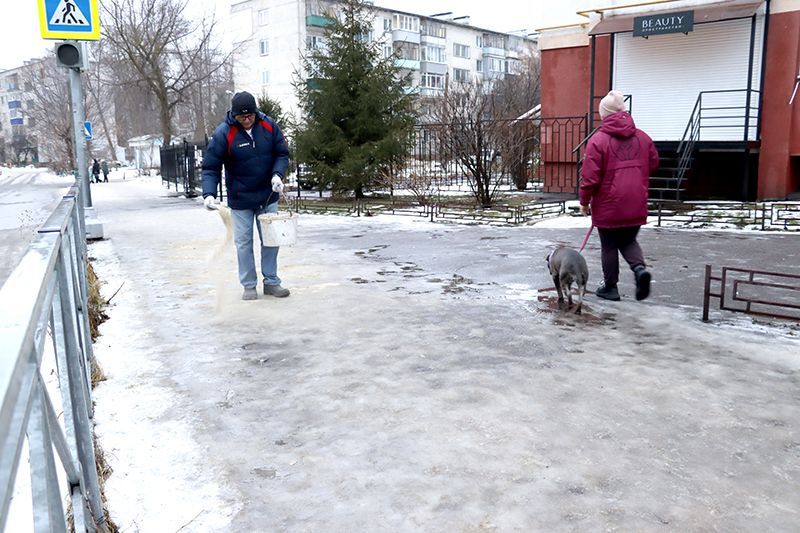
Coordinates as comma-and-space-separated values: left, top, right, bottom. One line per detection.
0, 1, 582, 71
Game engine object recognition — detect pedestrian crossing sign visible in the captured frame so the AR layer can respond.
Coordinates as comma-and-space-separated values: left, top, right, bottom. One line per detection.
38, 0, 100, 40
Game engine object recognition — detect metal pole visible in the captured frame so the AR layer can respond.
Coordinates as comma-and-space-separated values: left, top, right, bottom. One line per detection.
68, 66, 91, 208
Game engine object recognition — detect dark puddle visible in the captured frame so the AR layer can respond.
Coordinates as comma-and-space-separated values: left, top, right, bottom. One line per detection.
534, 294, 616, 326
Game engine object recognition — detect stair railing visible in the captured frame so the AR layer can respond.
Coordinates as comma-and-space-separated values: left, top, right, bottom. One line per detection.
674, 92, 703, 197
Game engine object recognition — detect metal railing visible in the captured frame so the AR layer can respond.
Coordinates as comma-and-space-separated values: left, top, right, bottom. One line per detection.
391, 117, 586, 197
160, 139, 205, 199
675, 89, 761, 192
0, 182, 106, 530
703, 265, 800, 322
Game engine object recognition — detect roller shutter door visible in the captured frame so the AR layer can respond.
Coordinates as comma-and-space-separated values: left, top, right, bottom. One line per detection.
613, 17, 763, 141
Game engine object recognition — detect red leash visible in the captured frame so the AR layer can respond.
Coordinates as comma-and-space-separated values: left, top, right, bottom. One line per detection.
579, 224, 594, 253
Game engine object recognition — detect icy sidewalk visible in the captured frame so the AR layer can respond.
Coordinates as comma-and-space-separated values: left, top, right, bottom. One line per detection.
88, 178, 800, 531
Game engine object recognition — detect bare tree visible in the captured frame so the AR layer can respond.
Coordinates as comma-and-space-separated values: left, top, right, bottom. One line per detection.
424, 82, 513, 207
424, 53, 542, 205
101, 0, 232, 146
491, 53, 541, 191
85, 40, 119, 160
20, 58, 75, 172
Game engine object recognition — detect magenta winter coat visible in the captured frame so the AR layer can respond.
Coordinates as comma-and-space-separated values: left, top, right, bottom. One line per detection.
579, 112, 659, 228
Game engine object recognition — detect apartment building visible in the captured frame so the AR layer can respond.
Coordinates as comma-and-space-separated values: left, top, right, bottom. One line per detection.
0, 62, 41, 164
229, 0, 537, 120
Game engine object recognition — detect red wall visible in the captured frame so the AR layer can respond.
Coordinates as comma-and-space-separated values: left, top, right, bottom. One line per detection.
540, 37, 611, 193
759, 9, 800, 199
541, 46, 590, 119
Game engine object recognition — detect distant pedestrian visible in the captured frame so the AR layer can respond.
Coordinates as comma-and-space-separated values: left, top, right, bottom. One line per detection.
201, 91, 291, 301
91, 159, 101, 184
579, 90, 659, 301
101, 160, 109, 182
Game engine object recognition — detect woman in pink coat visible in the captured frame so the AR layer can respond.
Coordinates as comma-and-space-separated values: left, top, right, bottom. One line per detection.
579, 90, 659, 301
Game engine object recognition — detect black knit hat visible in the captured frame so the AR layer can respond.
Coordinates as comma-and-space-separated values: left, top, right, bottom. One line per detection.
231, 91, 257, 116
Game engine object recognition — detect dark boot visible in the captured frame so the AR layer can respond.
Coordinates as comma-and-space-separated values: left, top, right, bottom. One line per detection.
634, 266, 651, 301
595, 283, 620, 301
263, 283, 290, 298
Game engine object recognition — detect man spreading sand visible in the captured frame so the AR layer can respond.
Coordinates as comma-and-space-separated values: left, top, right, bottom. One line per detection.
201, 91, 291, 301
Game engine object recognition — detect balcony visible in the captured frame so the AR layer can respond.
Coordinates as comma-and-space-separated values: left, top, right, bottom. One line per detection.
392, 29, 420, 44
419, 62, 447, 75
482, 45, 506, 57
394, 58, 420, 70
419, 87, 444, 97
420, 34, 446, 46
306, 15, 335, 27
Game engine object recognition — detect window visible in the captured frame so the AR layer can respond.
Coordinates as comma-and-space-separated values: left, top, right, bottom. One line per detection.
476, 35, 483, 47
453, 68, 470, 83
394, 42, 419, 61
383, 18, 391, 30
453, 43, 470, 59
421, 73, 444, 89
421, 45, 445, 63
488, 57, 503, 72
306, 35, 326, 50
393, 14, 418, 32
258, 9, 268, 25
421, 22, 445, 38
259, 39, 269, 55
483, 34, 505, 49
383, 45, 393, 58
261, 70, 269, 85
476, 59, 483, 72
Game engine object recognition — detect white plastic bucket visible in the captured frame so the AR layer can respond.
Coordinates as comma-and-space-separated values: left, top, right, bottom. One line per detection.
258, 212, 298, 246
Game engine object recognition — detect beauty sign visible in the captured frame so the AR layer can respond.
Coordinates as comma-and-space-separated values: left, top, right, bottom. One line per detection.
633, 10, 694, 38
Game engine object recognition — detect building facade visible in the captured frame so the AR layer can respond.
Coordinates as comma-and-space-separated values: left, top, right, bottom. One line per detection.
537, 0, 800, 201
229, 0, 536, 120
0, 61, 44, 165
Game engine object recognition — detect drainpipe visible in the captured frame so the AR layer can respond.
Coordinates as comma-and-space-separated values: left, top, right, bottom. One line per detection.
589, 35, 596, 131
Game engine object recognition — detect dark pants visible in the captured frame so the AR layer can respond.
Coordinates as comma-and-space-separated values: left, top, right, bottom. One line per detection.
597, 226, 646, 287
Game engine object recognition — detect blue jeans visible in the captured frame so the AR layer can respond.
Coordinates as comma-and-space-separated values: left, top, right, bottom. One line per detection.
231, 202, 281, 289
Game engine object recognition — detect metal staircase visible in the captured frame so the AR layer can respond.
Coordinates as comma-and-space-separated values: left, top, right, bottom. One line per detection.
649, 93, 702, 202
649, 89, 760, 202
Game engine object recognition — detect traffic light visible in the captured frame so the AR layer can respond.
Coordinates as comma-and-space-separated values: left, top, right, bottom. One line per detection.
55, 41, 89, 70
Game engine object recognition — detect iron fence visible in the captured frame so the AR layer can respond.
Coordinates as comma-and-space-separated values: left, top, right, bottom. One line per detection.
389, 117, 586, 196
160, 139, 208, 199
0, 183, 106, 530
288, 197, 566, 225
650, 201, 800, 231
703, 265, 800, 322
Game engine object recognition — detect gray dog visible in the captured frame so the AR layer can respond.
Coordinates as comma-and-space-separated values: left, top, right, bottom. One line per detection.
546, 246, 589, 313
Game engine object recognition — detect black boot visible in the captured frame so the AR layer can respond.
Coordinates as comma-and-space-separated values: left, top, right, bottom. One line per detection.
596, 283, 620, 301
634, 266, 651, 301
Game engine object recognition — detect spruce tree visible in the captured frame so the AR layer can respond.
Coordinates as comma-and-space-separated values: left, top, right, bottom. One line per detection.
257, 91, 288, 130
294, 0, 417, 197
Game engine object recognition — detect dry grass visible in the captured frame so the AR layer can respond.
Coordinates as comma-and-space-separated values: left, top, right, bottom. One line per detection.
78, 259, 119, 532
86, 261, 108, 340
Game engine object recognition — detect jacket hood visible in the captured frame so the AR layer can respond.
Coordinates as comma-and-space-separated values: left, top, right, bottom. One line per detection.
599, 111, 636, 138
224, 110, 268, 126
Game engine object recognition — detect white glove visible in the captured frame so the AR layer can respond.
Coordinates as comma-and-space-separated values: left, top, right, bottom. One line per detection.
203, 195, 217, 210
271, 174, 283, 193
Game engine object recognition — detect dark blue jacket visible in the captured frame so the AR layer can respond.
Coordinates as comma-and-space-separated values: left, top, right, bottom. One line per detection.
202, 111, 290, 210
